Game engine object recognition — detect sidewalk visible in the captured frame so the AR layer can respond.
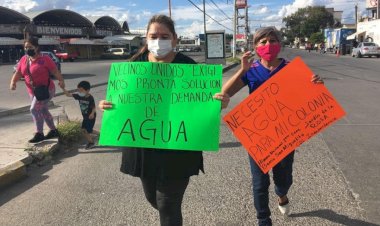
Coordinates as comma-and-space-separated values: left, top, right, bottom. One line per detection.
0, 61, 238, 189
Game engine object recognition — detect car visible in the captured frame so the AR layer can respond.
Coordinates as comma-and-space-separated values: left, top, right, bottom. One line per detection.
101, 48, 130, 59
54, 50, 78, 62
41, 51, 61, 73
13, 51, 61, 77
130, 46, 139, 55
351, 42, 380, 58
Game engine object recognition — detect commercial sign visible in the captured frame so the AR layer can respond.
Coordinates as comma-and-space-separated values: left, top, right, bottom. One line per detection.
95, 29, 113, 37
206, 32, 225, 58
236, 0, 247, 8
236, 34, 246, 42
36, 26, 85, 36
0, 24, 24, 34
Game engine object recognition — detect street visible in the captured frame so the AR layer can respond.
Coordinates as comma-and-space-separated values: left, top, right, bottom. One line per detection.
0, 49, 379, 225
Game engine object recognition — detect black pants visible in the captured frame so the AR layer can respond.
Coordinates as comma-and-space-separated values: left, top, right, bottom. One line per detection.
141, 177, 190, 226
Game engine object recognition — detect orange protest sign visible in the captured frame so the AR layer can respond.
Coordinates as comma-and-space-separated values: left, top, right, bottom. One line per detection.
223, 57, 346, 173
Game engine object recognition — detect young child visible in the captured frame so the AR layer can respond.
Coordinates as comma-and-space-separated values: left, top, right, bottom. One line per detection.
62, 81, 96, 149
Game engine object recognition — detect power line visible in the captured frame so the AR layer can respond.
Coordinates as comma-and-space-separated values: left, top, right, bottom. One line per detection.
205, 1, 232, 22
196, 0, 232, 23
187, 0, 233, 31
209, 0, 232, 20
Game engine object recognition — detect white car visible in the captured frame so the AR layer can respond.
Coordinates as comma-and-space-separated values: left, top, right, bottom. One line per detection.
351, 42, 380, 58
101, 48, 130, 59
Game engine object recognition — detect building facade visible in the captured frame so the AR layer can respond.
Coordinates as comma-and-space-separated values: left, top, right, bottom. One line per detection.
0, 6, 141, 63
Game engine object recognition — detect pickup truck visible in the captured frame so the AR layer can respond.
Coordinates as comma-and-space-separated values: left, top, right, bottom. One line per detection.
54, 51, 78, 62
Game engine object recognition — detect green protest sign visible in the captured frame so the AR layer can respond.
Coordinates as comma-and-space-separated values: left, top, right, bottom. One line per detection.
99, 62, 222, 151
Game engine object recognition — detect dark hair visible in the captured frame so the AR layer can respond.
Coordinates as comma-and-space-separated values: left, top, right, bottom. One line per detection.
253, 27, 282, 48
77, 81, 91, 91
24, 36, 39, 47
130, 14, 176, 61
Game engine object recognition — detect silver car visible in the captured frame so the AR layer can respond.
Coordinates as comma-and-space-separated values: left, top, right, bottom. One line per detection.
351, 42, 380, 58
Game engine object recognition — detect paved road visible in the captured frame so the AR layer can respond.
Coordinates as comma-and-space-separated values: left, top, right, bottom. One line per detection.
0, 49, 379, 225
281, 48, 380, 224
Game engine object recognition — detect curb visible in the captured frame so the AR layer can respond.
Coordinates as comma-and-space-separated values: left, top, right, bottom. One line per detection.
0, 155, 32, 189
222, 62, 239, 73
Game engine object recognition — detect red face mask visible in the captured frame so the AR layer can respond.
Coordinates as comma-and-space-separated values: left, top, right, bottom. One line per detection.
256, 43, 281, 61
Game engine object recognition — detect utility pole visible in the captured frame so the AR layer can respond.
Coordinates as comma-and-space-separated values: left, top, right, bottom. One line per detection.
233, 0, 237, 58
355, 4, 358, 27
204, 0, 207, 62
244, 6, 249, 50
169, 0, 172, 18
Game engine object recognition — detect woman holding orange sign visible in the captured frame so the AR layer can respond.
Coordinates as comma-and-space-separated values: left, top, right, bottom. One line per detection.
214, 27, 323, 226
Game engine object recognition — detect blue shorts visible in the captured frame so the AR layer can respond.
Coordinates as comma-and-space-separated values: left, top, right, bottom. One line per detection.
82, 118, 96, 133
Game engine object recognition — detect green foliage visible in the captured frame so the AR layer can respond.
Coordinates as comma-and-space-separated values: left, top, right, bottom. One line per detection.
57, 120, 82, 144
283, 6, 334, 39
225, 33, 233, 42
226, 56, 241, 64
309, 32, 325, 44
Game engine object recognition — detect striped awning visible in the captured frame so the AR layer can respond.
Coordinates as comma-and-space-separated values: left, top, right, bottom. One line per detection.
0, 37, 23, 45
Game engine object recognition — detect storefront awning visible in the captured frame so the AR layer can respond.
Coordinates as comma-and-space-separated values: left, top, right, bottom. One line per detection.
69, 38, 94, 45
103, 35, 140, 44
347, 31, 366, 40
92, 39, 109, 45
0, 37, 23, 45
39, 38, 60, 45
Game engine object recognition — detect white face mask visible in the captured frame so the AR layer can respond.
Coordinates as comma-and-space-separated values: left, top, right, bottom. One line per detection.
77, 92, 86, 97
147, 39, 173, 58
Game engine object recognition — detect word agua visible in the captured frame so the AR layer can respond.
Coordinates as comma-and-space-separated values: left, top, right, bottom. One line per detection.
117, 119, 187, 145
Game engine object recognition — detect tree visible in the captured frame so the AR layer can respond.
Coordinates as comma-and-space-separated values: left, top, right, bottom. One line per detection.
309, 32, 324, 44
283, 6, 334, 40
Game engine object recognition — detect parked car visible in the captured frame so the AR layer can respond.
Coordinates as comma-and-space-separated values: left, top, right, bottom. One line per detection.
13, 51, 61, 77
101, 48, 130, 59
351, 42, 380, 58
54, 50, 78, 62
41, 51, 61, 73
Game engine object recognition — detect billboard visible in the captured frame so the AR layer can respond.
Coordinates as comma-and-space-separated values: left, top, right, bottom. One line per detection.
236, 0, 247, 8
235, 34, 246, 41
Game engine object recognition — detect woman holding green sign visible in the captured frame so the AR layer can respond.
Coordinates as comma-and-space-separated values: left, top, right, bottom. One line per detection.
99, 15, 203, 226
214, 27, 324, 226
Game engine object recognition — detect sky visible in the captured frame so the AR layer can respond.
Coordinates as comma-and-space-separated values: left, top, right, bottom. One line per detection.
1, 0, 368, 37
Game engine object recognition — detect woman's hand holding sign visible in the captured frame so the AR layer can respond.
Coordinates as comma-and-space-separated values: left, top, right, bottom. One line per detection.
98, 100, 113, 111
311, 74, 324, 84
213, 93, 230, 109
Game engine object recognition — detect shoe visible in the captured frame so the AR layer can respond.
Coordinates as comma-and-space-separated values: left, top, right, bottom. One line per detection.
278, 196, 290, 215
29, 132, 45, 143
44, 129, 59, 139
85, 142, 95, 150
